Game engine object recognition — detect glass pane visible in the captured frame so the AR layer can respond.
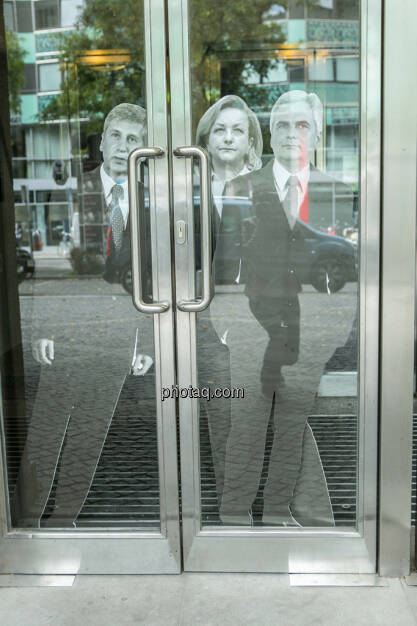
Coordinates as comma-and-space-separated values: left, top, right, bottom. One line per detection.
336, 57, 359, 83
288, 0, 304, 19
34, 0, 59, 30
1, 0, 160, 530
308, 57, 334, 82
4, 2, 15, 31
38, 63, 61, 92
307, 0, 359, 20
16, 2, 33, 32
189, 1, 360, 528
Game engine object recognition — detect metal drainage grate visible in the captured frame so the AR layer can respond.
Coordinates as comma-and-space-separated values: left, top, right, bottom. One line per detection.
50, 376, 160, 529
10, 376, 415, 529
200, 413, 358, 527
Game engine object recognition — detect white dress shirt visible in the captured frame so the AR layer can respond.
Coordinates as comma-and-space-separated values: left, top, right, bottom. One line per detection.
272, 159, 310, 228
212, 164, 251, 218
100, 164, 129, 228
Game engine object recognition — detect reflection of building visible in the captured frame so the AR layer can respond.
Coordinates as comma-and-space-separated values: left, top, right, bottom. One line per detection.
5, 0, 359, 242
4, 0, 79, 246
208, 0, 360, 209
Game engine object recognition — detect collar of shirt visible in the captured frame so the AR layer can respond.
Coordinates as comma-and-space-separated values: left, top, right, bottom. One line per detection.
272, 159, 310, 203
212, 164, 251, 218
100, 164, 129, 228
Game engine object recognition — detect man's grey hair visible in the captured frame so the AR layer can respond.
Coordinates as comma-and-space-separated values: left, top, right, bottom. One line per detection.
196, 95, 263, 171
270, 90, 323, 138
103, 103, 147, 139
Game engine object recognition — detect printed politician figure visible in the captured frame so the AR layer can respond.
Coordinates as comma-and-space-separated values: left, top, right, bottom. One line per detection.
216, 90, 354, 526
80, 103, 149, 287
12, 103, 153, 528
196, 94, 263, 220
194, 96, 263, 506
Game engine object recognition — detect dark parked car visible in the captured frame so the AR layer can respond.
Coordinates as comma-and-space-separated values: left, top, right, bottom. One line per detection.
213, 196, 357, 293
114, 193, 357, 295
16, 246, 35, 283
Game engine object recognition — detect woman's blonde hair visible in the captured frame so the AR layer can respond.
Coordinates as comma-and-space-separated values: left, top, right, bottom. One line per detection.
196, 95, 263, 171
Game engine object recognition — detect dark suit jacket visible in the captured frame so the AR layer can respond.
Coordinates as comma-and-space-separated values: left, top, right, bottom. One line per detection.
220, 159, 353, 365
222, 159, 353, 298
101, 177, 150, 290
81, 165, 152, 287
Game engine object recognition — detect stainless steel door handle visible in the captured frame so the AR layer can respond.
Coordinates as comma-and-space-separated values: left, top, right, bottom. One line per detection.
128, 146, 169, 314
173, 146, 213, 312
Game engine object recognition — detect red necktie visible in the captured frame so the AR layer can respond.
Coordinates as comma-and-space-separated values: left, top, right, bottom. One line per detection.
299, 188, 309, 223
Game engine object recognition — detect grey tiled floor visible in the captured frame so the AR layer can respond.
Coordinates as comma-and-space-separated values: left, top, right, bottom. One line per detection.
1, 575, 417, 625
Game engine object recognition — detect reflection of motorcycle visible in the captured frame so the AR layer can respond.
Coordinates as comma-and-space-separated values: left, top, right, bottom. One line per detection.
16, 246, 35, 283
15, 223, 23, 245
57, 230, 73, 257
120, 264, 132, 294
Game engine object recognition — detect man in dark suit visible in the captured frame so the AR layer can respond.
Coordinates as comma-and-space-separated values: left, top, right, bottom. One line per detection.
218, 90, 355, 526
80, 103, 148, 284
12, 103, 153, 528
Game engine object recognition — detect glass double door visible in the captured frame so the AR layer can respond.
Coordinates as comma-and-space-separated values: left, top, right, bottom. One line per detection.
0, 0, 379, 573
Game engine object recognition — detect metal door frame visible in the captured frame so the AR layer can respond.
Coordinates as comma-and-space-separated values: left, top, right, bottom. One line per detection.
169, 0, 382, 573
378, 0, 417, 577
1, 0, 415, 578
0, 0, 181, 575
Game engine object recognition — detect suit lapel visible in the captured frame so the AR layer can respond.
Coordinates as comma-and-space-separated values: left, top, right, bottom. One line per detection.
251, 160, 292, 235
251, 159, 276, 197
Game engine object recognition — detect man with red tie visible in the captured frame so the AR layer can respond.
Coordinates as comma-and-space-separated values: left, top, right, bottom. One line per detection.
13, 104, 153, 529
79, 103, 148, 284
219, 90, 354, 526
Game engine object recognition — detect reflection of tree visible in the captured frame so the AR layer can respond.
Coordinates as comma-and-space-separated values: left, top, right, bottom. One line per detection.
39, 0, 359, 139
190, 2, 286, 127
40, 0, 287, 132
40, 0, 145, 134
6, 30, 26, 116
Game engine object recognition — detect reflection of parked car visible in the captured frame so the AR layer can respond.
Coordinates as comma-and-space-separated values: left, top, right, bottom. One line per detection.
16, 246, 35, 283
213, 197, 357, 293
110, 192, 357, 295
120, 264, 133, 294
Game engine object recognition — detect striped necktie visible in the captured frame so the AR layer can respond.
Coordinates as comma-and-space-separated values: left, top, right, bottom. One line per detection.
110, 184, 124, 254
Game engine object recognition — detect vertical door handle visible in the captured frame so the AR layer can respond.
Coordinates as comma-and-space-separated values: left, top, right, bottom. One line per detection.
128, 146, 170, 314
173, 146, 214, 312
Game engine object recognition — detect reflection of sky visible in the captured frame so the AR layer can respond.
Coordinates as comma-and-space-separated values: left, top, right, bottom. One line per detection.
263, 4, 287, 19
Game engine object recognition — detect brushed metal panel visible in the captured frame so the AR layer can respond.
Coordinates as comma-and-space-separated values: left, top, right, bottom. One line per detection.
379, 0, 417, 576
